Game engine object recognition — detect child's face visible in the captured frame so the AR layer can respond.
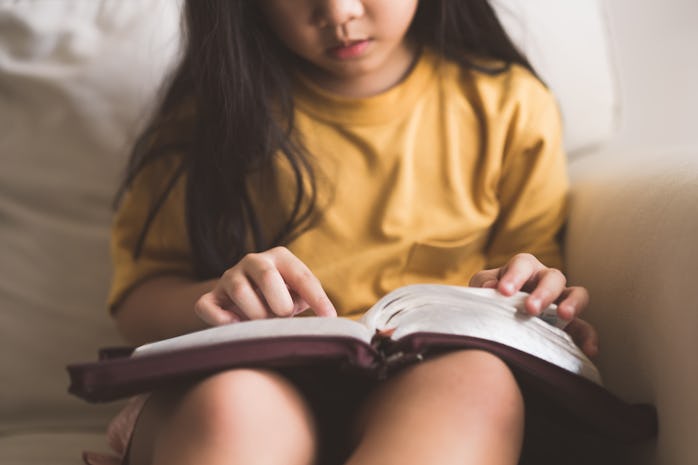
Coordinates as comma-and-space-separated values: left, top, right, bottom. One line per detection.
260, 0, 419, 96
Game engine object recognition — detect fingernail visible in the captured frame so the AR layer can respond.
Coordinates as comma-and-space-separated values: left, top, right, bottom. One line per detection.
559, 304, 574, 319
325, 298, 338, 317
528, 297, 541, 313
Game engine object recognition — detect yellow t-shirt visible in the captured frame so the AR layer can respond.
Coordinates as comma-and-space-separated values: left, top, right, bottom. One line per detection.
109, 50, 569, 318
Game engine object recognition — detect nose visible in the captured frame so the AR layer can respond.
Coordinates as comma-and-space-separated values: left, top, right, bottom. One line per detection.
313, 0, 365, 28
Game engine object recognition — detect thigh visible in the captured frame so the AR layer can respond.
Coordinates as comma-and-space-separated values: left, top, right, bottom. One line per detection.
353, 349, 524, 431
346, 350, 525, 465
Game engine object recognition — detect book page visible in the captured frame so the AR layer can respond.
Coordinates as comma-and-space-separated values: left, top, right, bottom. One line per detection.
360, 285, 600, 384
133, 316, 372, 358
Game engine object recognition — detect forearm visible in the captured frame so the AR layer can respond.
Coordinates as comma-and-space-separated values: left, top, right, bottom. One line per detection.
113, 275, 216, 345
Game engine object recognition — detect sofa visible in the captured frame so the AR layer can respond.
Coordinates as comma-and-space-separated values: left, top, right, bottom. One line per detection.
1, 1, 695, 464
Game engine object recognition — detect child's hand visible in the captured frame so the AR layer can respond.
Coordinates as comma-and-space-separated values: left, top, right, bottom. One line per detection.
469, 253, 598, 357
194, 247, 337, 326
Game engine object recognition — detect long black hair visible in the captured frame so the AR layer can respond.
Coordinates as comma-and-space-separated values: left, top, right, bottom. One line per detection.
119, 0, 535, 280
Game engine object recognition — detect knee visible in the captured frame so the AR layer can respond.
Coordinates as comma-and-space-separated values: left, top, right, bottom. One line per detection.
171, 369, 316, 453
445, 349, 520, 389
423, 350, 525, 431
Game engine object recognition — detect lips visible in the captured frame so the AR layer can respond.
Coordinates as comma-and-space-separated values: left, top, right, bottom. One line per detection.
327, 39, 372, 59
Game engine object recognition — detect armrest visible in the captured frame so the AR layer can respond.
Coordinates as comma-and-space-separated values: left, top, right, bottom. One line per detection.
565, 149, 698, 465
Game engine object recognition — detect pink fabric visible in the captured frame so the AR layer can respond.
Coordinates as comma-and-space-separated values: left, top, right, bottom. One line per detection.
83, 395, 148, 465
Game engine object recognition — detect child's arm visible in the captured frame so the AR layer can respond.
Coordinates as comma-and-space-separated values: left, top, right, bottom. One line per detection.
114, 275, 215, 345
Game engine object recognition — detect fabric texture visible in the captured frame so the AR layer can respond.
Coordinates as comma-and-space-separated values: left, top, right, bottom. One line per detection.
109, 49, 569, 317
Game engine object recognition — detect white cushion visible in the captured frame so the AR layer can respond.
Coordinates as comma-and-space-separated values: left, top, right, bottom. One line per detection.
494, 0, 617, 156
0, 0, 182, 437
566, 148, 698, 465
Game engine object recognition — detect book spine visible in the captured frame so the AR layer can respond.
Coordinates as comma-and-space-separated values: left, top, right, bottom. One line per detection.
377, 351, 425, 380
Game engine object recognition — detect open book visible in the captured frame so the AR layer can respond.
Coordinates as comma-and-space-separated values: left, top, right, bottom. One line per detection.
132, 284, 597, 381
67, 284, 656, 442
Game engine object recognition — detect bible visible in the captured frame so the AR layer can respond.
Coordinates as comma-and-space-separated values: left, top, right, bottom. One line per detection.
67, 284, 656, 442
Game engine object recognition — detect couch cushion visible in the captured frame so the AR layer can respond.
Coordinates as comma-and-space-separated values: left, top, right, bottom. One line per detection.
494, 0, 617, 156
0, 0, 181, 435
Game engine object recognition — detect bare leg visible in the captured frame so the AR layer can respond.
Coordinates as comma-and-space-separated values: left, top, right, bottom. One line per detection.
128, 369, 317, 465
346, 350, 525, 465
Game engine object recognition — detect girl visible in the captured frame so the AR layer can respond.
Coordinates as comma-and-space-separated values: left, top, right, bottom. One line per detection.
96, 1, 599, 464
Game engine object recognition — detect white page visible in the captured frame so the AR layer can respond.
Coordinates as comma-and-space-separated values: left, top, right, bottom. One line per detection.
133, 316, 372, 358
361, 285, 600, 384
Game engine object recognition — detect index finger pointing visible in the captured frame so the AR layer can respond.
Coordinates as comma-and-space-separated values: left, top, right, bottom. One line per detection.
272, 248, 337, 317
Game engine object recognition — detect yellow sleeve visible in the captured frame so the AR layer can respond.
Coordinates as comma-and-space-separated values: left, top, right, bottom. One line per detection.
108, 155, 194, 312
485, 89, 569, 271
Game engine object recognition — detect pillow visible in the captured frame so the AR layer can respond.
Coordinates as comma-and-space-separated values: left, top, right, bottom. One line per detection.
0, 0, 181, 449
494, 0, 618, 156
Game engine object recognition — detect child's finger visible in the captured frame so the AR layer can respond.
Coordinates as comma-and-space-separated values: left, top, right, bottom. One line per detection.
564, 318, 599, 357
497, 253, 541, 296
271, 247, 337, 317
244, 255, 297, 317
194, 291, 241, 326
289, 289, 311, 316
468, 269, 499, 288
555, 286, 590, 320
218, 271, 272, 321
526, 268, 567, 315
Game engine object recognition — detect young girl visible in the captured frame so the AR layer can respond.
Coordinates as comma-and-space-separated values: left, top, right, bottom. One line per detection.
96, 1, 599, 464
